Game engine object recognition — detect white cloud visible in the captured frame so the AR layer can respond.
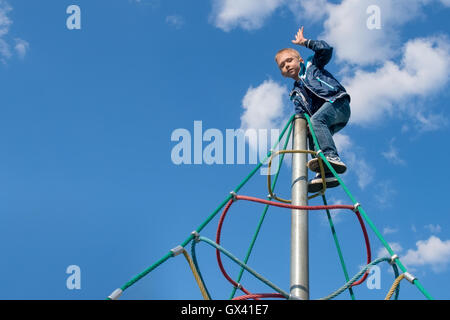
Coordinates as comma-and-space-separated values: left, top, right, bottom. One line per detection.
240, 79, 288, 131
209, 0, 449, 37
414, 112, 449, 132
351, 156, 374, 190
210, 0, 285, 31
0, 0, 12, 37
320, 0, 395, 66
238, 79, 294, 174
14, 38, 28, 58
0, 1, 29, 61
376, 237, 450, 273
383, 226, 399, 235
287, 0, 328, 23
338, 144, 374, 190
425, 224, 442, 234
165, 15, 185, 29
402, 236, 450, 273
343, 36, 450, 125
0, 37, 10, 59
374, 180, 396, 207
382, 138, 405, 165
316, 0, 450, 66
239, 79, 290, 152
304, 0, 450, 131
0, 0, 11, 61
288, 1, 450, 131
331, 133, 375, 190
333, 133, 352, 153
210, 0, 450, 131
377, 242, 403, 259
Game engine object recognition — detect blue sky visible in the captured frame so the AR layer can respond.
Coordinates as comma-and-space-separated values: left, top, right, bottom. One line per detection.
1, 0, 450, 300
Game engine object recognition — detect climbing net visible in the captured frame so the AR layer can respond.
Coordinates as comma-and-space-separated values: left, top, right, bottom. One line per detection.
107, 114, 433, 301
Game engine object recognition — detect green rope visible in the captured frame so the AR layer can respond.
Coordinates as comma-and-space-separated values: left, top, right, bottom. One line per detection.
198, 236, 290, 299
111, 112, 434, 301
182, 114, 295, 247
321, 194, 355, 300
111, 114, 295, 297
229, 119, 294, 299
320, 257, 399, 300
120, 251, 172, 292
198, 235, 400, 301
190, 238, 212, 299
304, 113, 433, 300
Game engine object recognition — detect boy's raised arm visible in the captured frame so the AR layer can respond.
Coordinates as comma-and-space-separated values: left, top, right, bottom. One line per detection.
291, 26, 333, 69
291, 26, 308, 46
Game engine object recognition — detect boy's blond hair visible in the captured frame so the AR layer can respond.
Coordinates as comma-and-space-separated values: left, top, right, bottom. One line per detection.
274, 48, 301, 63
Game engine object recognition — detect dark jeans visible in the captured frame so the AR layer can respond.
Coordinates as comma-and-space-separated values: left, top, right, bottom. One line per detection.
308, 96, 351, 158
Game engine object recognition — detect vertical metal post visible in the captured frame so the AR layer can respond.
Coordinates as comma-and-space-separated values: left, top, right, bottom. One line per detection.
290, 114, 309, 300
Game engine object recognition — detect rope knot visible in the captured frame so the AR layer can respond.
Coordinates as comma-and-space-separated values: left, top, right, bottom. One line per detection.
191, 231, 201, 243
389, 254, 399, 265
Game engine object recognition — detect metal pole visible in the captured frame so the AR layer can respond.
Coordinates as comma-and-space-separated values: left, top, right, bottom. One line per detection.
290, 114, 309, 300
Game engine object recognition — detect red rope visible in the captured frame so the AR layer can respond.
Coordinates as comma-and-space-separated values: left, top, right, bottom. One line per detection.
232, 293, 286, 300
237, 194, 372, 287
236, 194, 356, 211
215, 199, 254, 297
351, 211, 371, 286
215, 194, 372, 296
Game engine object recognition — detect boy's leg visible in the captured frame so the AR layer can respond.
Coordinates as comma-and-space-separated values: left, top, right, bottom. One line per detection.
310, 96, 350, 156
307, 97, 350, 173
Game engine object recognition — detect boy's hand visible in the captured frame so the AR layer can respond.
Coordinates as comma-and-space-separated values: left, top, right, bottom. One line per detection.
292, 26, 307, 46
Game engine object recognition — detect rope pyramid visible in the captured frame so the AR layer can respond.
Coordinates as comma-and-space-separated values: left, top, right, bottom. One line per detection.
107, 114, 434, 301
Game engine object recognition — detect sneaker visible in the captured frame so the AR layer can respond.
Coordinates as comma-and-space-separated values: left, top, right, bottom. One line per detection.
307, 156, 347, 174
308, 172, 340, 193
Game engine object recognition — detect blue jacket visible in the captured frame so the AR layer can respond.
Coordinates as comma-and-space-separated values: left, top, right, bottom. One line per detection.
290, 39, 350, 115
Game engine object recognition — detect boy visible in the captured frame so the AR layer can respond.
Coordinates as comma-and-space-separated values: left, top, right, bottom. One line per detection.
275, 26, 351, 193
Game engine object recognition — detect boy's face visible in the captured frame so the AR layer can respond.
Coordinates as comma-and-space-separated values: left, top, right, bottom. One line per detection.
276, 51, 303, 80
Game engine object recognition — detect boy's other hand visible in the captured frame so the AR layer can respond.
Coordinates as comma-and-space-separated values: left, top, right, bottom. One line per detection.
292, 26, 307, 46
